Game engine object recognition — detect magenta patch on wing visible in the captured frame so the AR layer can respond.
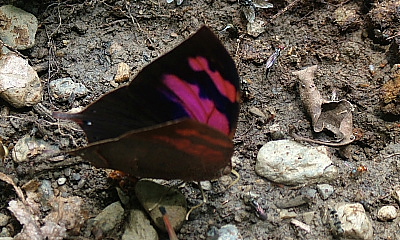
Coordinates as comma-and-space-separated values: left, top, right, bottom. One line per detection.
162, 74, 230, 135
188, 56, 237, 103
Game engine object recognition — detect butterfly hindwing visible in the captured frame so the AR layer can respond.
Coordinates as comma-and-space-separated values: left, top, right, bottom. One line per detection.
73, 119, 233, 181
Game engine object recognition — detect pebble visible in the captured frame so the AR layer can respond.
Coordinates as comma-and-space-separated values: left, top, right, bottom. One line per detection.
71, 173, 81, 181
317, 184, 334, 200
0, 5, 38, 50
246, 19, 265, 38
249, 107, 266, 118
122, 209, 158, 240
275, 195, 311, 209
114, 62, 130, 83
255, 140, 337, 185
0, 213, 9, 227
392, 185, 400, 203
77, 179, 86, 188
302, 212, 315, 224
92, 201, 124, 234
216, 224, 243, 240
49, 77, 89, 102
135, 180, 186, 232
12, 135, 59, 162
0, 53, 42, 108
333, 3, 360, 31
200, 181, 212, 191
279, 209, 297, 219
377, 206, 397, 221
268, 124, 285, 140
39, 179, 54, 201
336, 202, 373, 240
64, 168, 72, 177
57, 177, 67, 186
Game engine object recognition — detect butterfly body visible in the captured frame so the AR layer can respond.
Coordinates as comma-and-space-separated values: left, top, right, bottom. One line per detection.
54, 26, 240, 181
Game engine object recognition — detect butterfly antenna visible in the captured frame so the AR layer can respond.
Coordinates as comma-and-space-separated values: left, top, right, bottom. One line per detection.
185, 181, 207, 220
227, 169, 240, 189
159, 206, 179, 240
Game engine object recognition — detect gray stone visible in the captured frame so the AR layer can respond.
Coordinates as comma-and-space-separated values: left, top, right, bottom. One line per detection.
12, 135, 59, 162
200, 181, 212, 191
93, 201, 124, 234
135, 180, 186, 232
49, 77, 89, 102
0, 53, 42, 107
279, 209, 297, 219
336, 203, 373, 240
0, 214, 9, 227
71, 173, 81, 181
39, 179, 54, 201
392, 185, 400, 203
377, 206, 397, 221
317, 184, 334, 200
217, 224, 243, 240
122, 209, 158, 240
255, 140, 337, 185
0, 5, 38, 50
302, 212, 315, 224
249, 107, 266, 118
246, 19, 265, 38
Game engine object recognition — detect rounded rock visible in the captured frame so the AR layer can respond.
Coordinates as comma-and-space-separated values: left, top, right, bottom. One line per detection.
0, 54, 42, 108
377, 206, 397, 221
57, 177, 67, 186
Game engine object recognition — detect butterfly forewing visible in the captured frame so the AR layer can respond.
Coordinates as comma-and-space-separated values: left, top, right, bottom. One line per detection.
54, 26, 239, 142
53, 26, 240, 181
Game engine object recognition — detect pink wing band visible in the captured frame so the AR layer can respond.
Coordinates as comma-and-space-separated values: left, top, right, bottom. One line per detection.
162, 56, 236, 135
188, 56, 237, 103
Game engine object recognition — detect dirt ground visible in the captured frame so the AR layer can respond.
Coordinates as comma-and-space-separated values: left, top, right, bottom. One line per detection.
1, 0, 400, 239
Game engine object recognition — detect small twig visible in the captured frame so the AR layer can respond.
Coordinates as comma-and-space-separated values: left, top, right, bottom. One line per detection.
384, 153, 400, 158
226, 169, 240, 189
31, 156, 86, 176
270, 0, 302, 22
386, 32, 400, 40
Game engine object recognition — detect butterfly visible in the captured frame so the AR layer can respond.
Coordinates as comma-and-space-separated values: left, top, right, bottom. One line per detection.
53, 26, 240, 181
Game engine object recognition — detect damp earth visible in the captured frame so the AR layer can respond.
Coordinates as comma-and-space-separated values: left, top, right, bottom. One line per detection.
0, 0, 400, 239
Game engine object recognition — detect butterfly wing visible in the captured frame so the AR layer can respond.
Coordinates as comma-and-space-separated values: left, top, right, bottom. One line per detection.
72, 119, 233, 181
54, 26, 239, 142
53, 26, 240, 180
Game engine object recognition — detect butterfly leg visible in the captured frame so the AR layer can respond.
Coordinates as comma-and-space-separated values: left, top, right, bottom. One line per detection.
185, 182, 207, 220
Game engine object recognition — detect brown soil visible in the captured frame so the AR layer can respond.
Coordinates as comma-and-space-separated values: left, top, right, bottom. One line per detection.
1, 0, 400, 239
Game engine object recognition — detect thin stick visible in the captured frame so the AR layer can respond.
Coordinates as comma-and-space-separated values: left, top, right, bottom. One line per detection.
227, 169, 240, 189
270, 0, 302, 22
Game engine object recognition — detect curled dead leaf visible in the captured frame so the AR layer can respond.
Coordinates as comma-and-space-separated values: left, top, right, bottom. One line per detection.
291, 65, 355, 146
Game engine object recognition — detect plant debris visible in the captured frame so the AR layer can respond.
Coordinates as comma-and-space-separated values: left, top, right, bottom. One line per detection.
291, 65, 355, 146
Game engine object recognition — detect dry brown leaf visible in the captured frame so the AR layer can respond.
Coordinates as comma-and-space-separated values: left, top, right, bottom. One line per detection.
7, 178, 86, 240
8, 200, 43, 240
0, 172, 25, 203
291, 65, 355, 146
